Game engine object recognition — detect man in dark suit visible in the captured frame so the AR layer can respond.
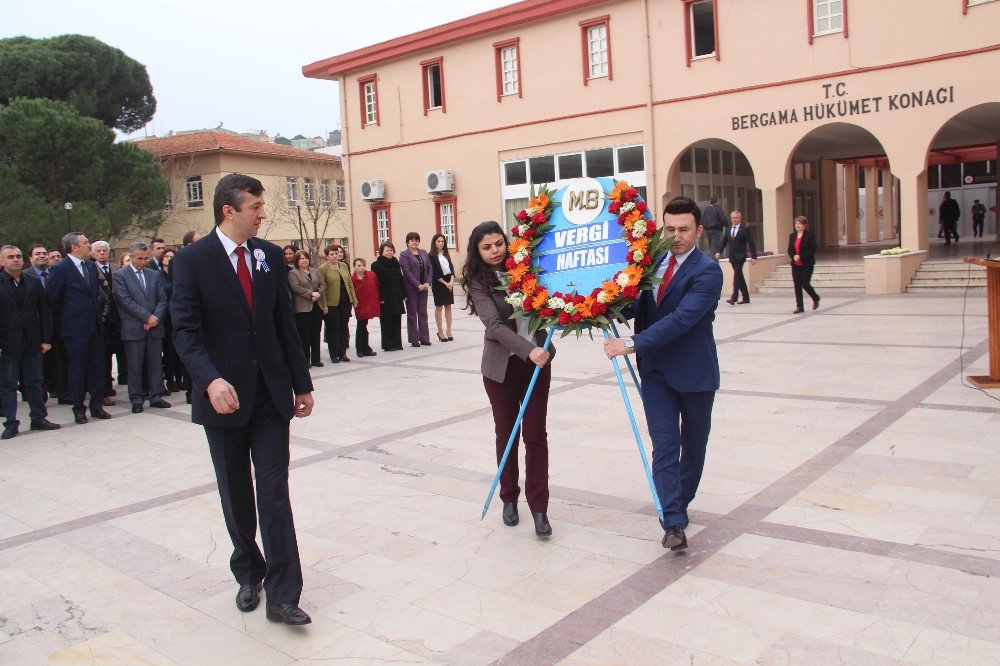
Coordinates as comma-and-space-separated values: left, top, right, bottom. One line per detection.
715, 210, 757, 305
29, 245, 70, 404
113, 242, 170, 413
91, 240, 121, 405
701, 196, 727, 257
605, 196, 723, 551
148, 238, 167, 272
45, 232, 111, 424
0, 246, 61, 439
171, 173, 315, 625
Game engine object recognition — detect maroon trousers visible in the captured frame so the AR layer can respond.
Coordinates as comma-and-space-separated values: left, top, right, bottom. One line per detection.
483, 356, 551, 513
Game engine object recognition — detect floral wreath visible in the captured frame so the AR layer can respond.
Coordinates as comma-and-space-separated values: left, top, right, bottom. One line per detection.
503, 180, 672, 337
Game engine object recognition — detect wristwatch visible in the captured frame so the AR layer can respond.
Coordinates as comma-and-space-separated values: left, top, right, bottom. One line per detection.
624, 337, 636, 354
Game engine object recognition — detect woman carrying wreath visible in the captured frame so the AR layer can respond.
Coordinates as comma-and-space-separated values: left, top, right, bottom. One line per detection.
462, 220, 556, 537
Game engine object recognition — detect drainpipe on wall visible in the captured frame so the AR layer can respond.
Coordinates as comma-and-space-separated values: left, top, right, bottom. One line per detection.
640, 0, 658, 212
338, 74, 358, 256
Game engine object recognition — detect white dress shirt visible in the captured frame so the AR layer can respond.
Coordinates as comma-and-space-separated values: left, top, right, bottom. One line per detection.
654, 245, 696, 280
216, 227, 253, 279
68, 254, 88, 279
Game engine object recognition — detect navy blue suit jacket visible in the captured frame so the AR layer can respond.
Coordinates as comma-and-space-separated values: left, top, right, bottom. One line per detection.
45, 257, 104, 339
170, 231, 313, 428
632, 248, 723, 393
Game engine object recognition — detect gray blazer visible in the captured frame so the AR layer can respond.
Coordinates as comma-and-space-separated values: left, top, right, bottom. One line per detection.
467, 276, 555, 383
288, 267, 327, 314
113, 265, 168, 340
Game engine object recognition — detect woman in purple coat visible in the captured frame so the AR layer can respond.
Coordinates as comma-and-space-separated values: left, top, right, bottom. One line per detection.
398, 231, 432, 347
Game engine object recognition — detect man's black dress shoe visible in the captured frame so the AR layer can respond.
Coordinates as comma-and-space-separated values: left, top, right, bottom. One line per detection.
149, 399, 171, 408
364, 350, 377, 357
236, 582, 262, 612
340, 355, 351, 362
792, 308, 804, 314
533, 512, 552, 537
1, 427, 17, 440
266, 603, 311, 625
132, 404, 144, 414
74, 412, 88, 424
91, 410, 112, 420
331, 356, 341, 363
411, 343, 421, 348
30, 419, 61, 431
662, 526, 687, 551
502, 502, 519, 526
420, 340, 432, 346
311, 362, 324, 367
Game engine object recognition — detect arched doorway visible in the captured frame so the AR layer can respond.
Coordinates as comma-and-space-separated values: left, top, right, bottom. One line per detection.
924, 103, 999, 245
789, 123, 895, 249
668, 139, 760, 251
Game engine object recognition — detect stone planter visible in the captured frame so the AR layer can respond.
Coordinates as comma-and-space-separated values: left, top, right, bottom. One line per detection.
719, 253, 789, 296
863, 250, 928, 294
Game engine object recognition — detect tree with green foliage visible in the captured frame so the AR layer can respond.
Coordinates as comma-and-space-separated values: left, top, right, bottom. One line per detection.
0, 98, 168, 250
0, 34, 155, 133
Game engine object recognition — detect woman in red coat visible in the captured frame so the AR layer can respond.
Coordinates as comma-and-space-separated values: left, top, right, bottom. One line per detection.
351, 258, 381, 358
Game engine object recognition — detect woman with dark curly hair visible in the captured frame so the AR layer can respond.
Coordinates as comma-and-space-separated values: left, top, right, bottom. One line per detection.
462, 221, 556, 538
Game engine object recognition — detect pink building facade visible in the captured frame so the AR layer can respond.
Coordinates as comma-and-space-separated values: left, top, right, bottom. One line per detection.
304, 0, 1000, 277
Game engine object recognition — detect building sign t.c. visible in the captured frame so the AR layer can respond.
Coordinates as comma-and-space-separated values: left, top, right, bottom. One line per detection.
731, 82, 955, 131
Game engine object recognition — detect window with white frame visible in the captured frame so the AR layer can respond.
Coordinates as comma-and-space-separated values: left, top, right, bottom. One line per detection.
335, 180, 346, 208
968, 0, 998, 5
586, 24, 608, 78
690, 1, 716, 58
186, 176, 203, 208
424, 61, 443, 110
375, 207, 390, 245
500, 45, 519, 95
814, 0, 843, 35
304, 178, 314, 203
286, 177, 298, 204
437, 201, 456, 248
362, 79, 378, 126
320, 179, 331, 205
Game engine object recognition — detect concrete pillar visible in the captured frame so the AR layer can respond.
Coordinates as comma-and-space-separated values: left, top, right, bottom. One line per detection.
819, 159, 839, 248
865, 166, 880, 242
762, 181, 794, 253
844, 164, 861, 244
881, 168, 896, 240
899, 170, 929, 251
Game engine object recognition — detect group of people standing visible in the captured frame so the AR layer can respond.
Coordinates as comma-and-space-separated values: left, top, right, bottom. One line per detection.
284, 231, 457, 363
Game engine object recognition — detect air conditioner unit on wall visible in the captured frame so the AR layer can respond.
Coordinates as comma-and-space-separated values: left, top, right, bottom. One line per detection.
360, 179, 386, 201
426, 170, 454, 194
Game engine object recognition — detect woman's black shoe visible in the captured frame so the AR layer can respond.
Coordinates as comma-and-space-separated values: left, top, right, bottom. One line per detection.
502, 502, 519, 526
447, 336, 454, 341
331, 356, 341, 363
412, 342, 421, 348
533, 512, 552, 537
813, 298, 820, 310
437, 333, 447, 342
792, 307, 804, 314
421, 340, 432, 346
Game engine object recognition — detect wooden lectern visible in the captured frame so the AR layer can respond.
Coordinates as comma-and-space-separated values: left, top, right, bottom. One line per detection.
964, 257, 1000, 389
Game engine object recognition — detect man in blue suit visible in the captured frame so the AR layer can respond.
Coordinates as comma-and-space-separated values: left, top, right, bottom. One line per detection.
604, 196, 723, 551
171, 174, 315, 625
46, 232, 111, 424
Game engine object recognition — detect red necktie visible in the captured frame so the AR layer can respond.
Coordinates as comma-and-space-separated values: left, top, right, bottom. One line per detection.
656, 255, 678, 304
234, 246, 253, 314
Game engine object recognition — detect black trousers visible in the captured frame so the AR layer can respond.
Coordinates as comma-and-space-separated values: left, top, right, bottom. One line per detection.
63, 333, 106, 414
791, 264, 820, 309
943, 221, 959, 243
379, 314, 402, 350
355, 319, 374, 355
44, 336, 68, 399
973, 219, 984, 237
483, 357, 551, 513
324, 302, 351, 360
730, 260, 750, 301
295, 306, 323, 365
205, 375, 302, 605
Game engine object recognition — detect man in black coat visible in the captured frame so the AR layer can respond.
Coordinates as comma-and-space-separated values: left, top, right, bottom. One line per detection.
45, 232, 112, 424
91, 240, 121, 404
170, 173, 315, 625
939, 191, 960, 245
0, 246, 61, 439
701, 196, 727, 257
715, 210, 758, 304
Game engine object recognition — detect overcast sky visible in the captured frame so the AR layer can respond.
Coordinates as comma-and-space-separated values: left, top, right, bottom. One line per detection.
2, 0, 512, 140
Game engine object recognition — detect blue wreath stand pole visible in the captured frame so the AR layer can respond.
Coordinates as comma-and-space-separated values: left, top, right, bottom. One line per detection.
610, 320, 641, 398
481, 326, 557, 520
602, 328, 664, 524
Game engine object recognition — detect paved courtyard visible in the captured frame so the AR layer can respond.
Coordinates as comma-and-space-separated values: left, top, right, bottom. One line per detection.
0, 292, 997, 664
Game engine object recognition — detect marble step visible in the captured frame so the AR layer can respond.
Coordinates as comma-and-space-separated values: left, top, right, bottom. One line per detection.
757, 285, 867, 293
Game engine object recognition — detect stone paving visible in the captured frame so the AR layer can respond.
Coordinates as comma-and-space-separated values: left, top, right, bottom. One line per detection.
0, 292, 997, 664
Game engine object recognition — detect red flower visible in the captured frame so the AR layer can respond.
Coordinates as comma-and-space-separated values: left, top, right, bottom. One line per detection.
619, 213, 629, 225
505, 257, 517, 270
574, 295, 585, 305
623, 285, 638, 299
646, 220, 657, 235
640, 254, 652, 267
609, 201, 621, 214
626, 188, 639, 200
540, 308, 555, 318
531, 212, 547, 224
592, 302, 608, 316
558, 311, 571, 326
516, 210, 528, 222
522, 229, 535, 240
572, 313, 583, 323
523, 299, 535, 312
636, 201, 648, 213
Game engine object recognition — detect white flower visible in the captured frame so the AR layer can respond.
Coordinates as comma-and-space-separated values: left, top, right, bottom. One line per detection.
632, 250, 644, 262
505, 293, 525, 307
518, 224, 529, 236
616, 272, 629, 288
514, 249, 529, 262
526, 206, 539, 216
547, 297, 566, 310
632, 220, 646, 235
564, 304, 577, 314
621, 201, 636, 213
596, 291, 609, 304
